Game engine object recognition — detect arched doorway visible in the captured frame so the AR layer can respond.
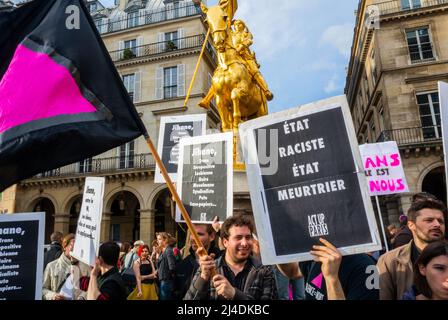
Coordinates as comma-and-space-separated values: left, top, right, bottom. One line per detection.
109, 191, 140, 242
68, 195, 83, 234
32, 198, 55, 243
153, 190, 187, 249
422, 166, 447, 205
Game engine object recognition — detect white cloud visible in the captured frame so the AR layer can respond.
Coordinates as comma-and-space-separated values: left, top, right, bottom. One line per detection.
320, 23, 353, 58
324, 74, 340, 94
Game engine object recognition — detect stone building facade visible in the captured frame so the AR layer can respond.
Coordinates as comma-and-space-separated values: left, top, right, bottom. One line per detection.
345, 0, 448, 225
3, 0, 253, 245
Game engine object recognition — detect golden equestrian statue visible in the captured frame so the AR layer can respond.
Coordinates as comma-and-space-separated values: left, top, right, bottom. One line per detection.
192, 0, 273, 168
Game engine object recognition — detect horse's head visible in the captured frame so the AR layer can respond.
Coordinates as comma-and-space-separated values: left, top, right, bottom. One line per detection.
204, 6, 230, 52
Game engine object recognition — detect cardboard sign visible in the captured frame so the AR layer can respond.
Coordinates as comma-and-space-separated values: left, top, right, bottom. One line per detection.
0, 212, 45, 300
359, 142, 409, 196
71, 177, 105, 267
176, 132, 233, 224
239, 95, 381, 264
155, 114, 207, 183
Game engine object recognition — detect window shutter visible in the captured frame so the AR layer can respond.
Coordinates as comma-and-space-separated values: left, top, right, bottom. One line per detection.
155, 67, 164, 100
101, 18, 109, 34
177, 64, 185, 97
179, 0, 187, 17
134, 72, 141, 103
178, 28, 185, 49
121, 12, 127, 30
137, 36, 143, 57
138, 9, 146, 26
157, 32, 165, 53
166, 3, 174, 19
118, 40, 124, 60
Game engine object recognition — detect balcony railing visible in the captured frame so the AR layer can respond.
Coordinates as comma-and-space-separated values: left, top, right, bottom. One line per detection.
377, 126, 442, 146
109, 34, 206, 62
95, 3, 202, 35
373, 0, 448, 15
34, 153, 155, 179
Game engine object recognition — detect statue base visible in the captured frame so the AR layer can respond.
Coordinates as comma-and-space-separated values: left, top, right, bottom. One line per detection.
232, 129, 246, 171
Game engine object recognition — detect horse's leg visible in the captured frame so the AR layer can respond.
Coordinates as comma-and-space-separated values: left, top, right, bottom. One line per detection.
231, 86, 245, 130
256, 88, 268, 117
215, 95, 231, 132
198, 86, 215, 110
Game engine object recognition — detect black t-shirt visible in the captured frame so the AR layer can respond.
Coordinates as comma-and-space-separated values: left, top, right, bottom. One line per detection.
299, 254, 379, 300
97, 267, 126, 301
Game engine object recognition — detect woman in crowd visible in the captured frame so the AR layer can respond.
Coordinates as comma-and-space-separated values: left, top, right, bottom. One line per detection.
403, 241, 448, 300
156, 232, 177, 300
127, 244, 158, 300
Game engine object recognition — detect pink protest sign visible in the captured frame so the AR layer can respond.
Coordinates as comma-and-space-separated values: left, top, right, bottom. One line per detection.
359, 141, 409, 196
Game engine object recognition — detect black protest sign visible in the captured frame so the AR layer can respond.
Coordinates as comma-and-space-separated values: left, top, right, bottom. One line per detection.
240, 97, 381, 264
176, 132, 233, 224
155, 114, 206, 183
0, 212, 45, 300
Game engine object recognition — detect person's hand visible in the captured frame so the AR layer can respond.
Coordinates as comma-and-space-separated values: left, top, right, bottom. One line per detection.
213, 274, 235, 300
197, 247, 215, 281
310, 238, 342, 282
90, 258, 101, 277
53, 294, 66, 300
137, 290, 142, 298
212, 216, 221, 233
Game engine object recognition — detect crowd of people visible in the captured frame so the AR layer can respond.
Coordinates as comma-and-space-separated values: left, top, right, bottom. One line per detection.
41, 192, 448, 301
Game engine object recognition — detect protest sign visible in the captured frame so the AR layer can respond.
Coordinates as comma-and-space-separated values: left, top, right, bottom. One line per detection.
439, 81, 448, 201
359, 142, 409, 196
176, 132, 233, 224
0, 212, 45, 300
239, 95, 381, 264
155, 114, 207, 183
71, 177, 105, 266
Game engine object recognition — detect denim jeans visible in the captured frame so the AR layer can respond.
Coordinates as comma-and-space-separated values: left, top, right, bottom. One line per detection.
290, 278, 305, 300
159, 280, 174, 300
273, 266, 290, 300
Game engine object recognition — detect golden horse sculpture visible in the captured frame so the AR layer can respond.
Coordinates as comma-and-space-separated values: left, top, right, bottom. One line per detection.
193, 0, 273, 167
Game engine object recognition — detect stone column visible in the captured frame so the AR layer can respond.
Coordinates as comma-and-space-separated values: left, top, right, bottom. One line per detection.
139, 209, 155, 245
400, 193, 413, 218
101, 212, 112, 242
53, 213, 70, 235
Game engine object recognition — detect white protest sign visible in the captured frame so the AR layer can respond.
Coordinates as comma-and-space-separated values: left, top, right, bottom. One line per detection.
71, 177, 105, 267
239, 95, 381, 265
155, 114, 207, 183
439, 81, 448, 202
359, 142, 409, 196
176, 132, 233, 224
0, 212, 45, 300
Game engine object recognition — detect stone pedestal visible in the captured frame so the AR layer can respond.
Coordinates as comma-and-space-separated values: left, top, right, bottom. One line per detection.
139, 209, 155, 245
54, 213, 70, 235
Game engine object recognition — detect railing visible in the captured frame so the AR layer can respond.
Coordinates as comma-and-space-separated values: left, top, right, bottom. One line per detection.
377, 126, 442, 145
34, 153, 155, 179
109, 34, 205, 62
373, 0, 448, 15
95, 3, 202, 35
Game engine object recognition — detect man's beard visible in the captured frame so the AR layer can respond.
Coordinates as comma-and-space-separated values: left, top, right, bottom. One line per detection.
417, 228, 444, 244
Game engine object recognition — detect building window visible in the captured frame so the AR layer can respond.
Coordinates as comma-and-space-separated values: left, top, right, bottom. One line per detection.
406, 27, 434, 62
94, 19, 102, 31
128, 11, 139, 28
124, 39, 137, 55
378, 105, 385, 132
119, 141, 135, 169
371, 50, 377, 85
164, 67, 178, 99
165, 31, 179, 51
417, 92, 441, 139
88, 2, 97, 13
122, 74, 135, 101
401, 0, 421, 10
78, 158, 92, 173
364, 75, 370, 102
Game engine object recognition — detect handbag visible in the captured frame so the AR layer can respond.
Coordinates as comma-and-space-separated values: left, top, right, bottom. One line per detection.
120, 252, 137, 290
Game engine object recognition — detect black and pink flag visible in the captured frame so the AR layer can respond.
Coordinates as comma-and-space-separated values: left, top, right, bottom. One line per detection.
0, 0, 147, 191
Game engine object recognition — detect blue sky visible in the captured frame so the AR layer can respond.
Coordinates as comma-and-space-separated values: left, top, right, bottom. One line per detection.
13, 0, 360, 113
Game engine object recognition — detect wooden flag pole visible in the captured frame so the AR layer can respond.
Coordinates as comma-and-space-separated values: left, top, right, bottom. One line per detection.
145, 136, 217, 276
375, 196, 389, 252
183, 28, 211, 108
